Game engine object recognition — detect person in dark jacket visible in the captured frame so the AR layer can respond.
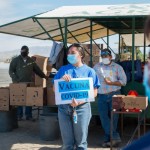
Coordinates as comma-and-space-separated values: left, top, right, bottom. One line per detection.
9, 45, 48, 120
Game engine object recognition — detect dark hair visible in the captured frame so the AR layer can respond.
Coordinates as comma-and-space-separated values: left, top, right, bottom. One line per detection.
101, 48, 112, 56
68, 43, 85, 59
144, 16, 150, 40
21, 45, 29, 51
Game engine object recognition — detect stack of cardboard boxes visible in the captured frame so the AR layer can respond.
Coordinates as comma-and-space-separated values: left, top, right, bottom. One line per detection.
32, 55, 48, 87
0, 55, 50, 111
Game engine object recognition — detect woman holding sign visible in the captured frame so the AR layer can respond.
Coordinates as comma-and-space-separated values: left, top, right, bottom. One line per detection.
53, 43, 100, 150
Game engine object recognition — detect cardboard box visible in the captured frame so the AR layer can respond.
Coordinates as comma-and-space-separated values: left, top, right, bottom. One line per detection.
47, 64, 53, 72
123, 96, 148, 110
32, 55, 48, 87
47, 87, 55, 105
10, 83, 27, 106
112, 95, 125, 110
83, 44, 100, 56
84, 56, 100, 66
112, 95, 148, 110
26, 87, 44, 106
0, 88, 9, 111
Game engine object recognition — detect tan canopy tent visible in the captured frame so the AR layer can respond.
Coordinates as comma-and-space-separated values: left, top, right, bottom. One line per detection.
1, 3, 150, 112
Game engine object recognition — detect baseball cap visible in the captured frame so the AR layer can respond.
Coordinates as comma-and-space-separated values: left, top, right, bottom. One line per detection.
101, 49, 112, 56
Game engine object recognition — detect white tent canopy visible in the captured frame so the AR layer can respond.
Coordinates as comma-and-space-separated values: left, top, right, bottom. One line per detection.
0, 3, 150, 43
36, 4, 150, 18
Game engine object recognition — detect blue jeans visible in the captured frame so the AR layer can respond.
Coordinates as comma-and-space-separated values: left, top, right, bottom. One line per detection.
58, 103, 91, 150
98, 91, 121, 142
17, 106, 32, 118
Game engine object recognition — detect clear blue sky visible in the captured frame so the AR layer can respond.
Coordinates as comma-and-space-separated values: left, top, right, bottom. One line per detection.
0, 0, 150, 52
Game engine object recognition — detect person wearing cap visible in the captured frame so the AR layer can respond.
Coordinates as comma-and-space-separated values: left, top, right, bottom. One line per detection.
53, 43, 100, 150
93, 48, 127, 147
9, 45, 48, 121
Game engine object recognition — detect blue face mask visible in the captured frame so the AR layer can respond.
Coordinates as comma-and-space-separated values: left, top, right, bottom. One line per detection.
67, 54, 78, 65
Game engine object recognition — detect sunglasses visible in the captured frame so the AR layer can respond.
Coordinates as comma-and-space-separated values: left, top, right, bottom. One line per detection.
101, 51, 111, 56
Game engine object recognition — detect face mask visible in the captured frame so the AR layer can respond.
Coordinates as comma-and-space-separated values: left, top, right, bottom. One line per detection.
21, 51, 28, 58
67, 54, 78, 65
102, 58, 110, 65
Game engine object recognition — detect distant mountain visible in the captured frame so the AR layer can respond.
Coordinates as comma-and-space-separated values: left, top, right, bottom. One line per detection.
0, 46, 51, 62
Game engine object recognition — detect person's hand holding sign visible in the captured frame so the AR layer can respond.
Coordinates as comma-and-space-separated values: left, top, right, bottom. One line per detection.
62, 74, 71, 82
70, 98, 78, 107
71, 98, 85, 107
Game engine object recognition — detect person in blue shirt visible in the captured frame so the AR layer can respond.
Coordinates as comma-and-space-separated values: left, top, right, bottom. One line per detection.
53, 43, 100, 150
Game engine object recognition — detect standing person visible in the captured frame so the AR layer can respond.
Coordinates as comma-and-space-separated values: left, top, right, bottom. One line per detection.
93, 48, 127, 147
9, 45, 48, 120
53, 43, 100, 150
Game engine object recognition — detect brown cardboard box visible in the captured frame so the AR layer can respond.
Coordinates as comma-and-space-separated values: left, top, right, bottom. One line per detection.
26, 87, 44, 106
32, 55, 48, 87
123, 96, 148, 110
0, 88, 9, 111
112, 95, 148, 110
112, 95, 125, 110
47, 87, 55, 105
84, 56, 100, 66
47, 64, 53, 72
10, 83, 27, 106
83, 44, 100, 56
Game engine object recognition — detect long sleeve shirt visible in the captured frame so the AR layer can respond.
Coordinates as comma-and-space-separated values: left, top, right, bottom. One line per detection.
93, 61, 127, 94
9, 55, 46, 83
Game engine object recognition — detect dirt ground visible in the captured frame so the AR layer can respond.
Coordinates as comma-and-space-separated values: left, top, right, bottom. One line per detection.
0, 110, 147, 150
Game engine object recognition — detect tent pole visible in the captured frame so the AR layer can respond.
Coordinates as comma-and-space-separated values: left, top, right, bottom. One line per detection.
101, 38, 116, 55
90, 20, 93, 67
67, 29, 79, 43
107, 28, 109, 49
144, 33, 146, 63
131, 17, 135, 88
58, 19, 65, 44
64, 19, 68, 48
68, 29, 91, 56
87, 33, 101, 50
34, 18, 54, 41
119, 34, 121, 55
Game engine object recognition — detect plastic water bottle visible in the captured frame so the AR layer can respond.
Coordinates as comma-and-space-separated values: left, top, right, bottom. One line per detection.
73, 110, 77, 124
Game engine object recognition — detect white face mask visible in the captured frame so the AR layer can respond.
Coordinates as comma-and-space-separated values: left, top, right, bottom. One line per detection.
102, 58, 110, 65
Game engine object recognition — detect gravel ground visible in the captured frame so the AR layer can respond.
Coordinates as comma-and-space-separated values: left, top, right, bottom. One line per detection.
0, 109, 147, 150
0, 119, 105, 150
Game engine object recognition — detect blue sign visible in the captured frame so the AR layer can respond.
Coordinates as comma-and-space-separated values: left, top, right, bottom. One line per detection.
58, 80, 90, 92
61, 91, 88, 101
54, 78, 95, 104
